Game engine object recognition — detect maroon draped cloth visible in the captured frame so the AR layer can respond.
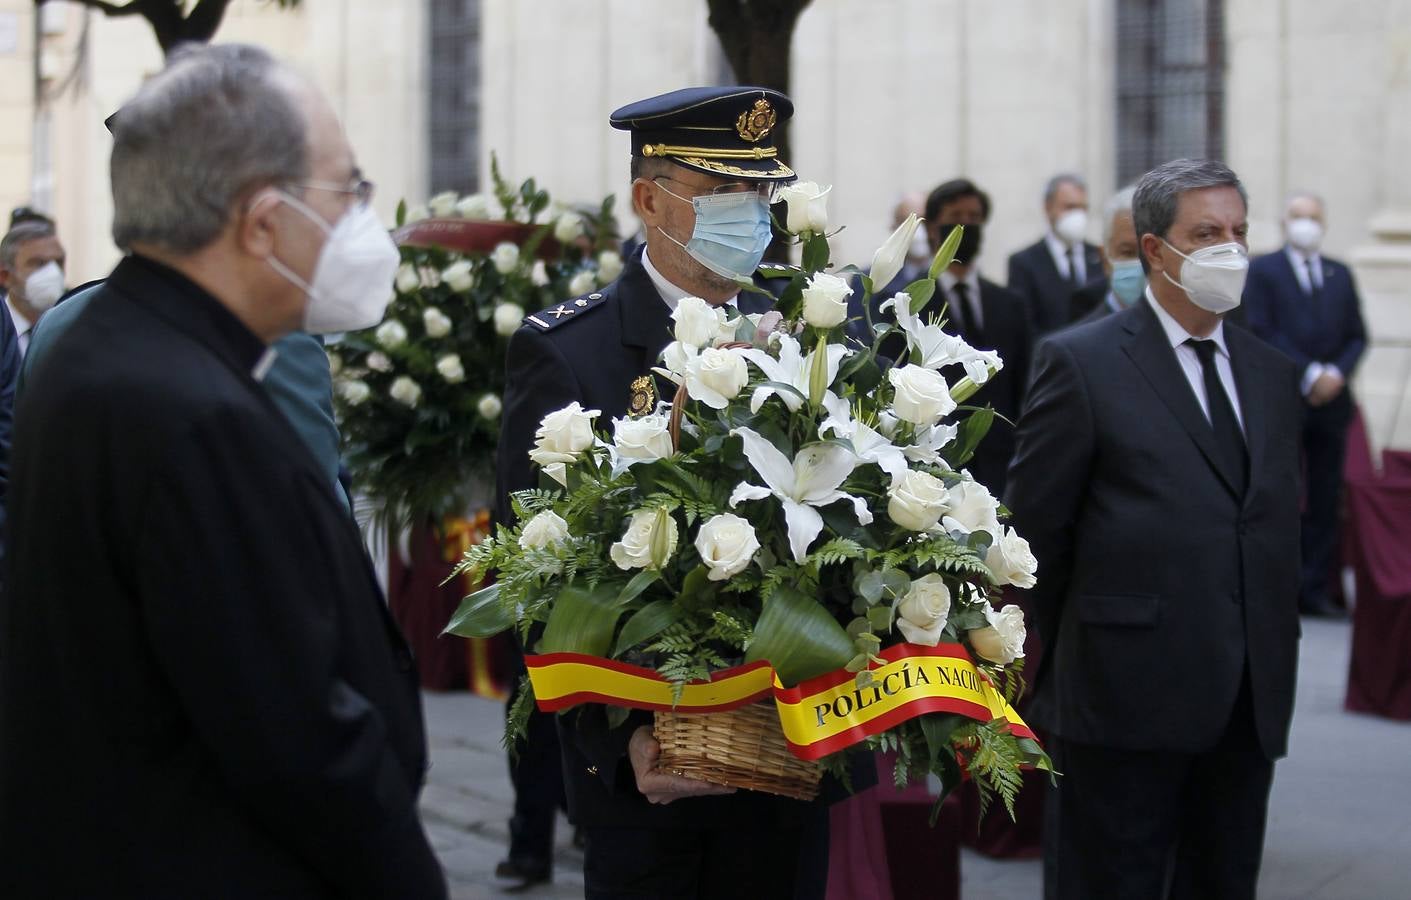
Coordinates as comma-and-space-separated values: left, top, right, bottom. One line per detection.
1344, 474, 1411, 720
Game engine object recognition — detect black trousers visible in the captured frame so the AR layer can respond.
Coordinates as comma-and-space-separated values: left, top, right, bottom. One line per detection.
1044, 673, 1275, 900
1301, 392, 1354, 609
505, 639, 565, 863
583, 819, 804, 900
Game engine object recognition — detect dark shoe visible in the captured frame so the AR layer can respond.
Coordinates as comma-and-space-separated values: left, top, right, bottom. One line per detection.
494, 857, 551, 891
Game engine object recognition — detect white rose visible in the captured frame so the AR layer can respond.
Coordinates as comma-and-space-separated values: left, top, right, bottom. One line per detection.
519, 510, 570, 550
888, 365, 957, 425
375, 320, 408, 349
455, 193, 493, 219
326, 352, 342, 376
394, 263, 420, 295
491, 242, 520, 274
529, 401, 600, 469
428, 191, 459, 218
418, 266, 441, 289
422, 306, 453, 338
672, 295, 728, 348
658, 340, 695, 382
694, 513, 761, 581
777, 181, 831, 235
494, 302, 524, 336
613, 414, 674, 462
888, 469, 951, 532
941, 479, 1000, 537
553, 212, 585, 243
597, 250, 623, 283
404, 204, 430, 224
477, 393, 502, 419
610, 508, 679, 571
441, 260, 475, 293
969, 604, 1027, 665
568, 269, 596, 297
530, 260, 550, 287
687, 347, 749, 409
984, 526, 1038, 589
436, 353, 465, 384
389, 375, 422, 408
895, 573, 952, 646
365, 351, 392, 373
800, 272, 852, 329
338, 379, 370, 406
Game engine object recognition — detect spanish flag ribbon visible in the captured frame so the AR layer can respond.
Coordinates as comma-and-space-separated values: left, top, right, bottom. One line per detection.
524, 642, 1034, 761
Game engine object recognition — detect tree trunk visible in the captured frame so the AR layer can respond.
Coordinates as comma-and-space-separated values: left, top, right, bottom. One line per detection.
705, 0, 814, 262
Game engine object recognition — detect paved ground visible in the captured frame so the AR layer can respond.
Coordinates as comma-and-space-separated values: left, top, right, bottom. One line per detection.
421, 618, 1411, 899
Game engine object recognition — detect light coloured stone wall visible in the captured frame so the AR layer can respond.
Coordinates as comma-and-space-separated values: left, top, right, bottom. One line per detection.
0, 0, 36, 242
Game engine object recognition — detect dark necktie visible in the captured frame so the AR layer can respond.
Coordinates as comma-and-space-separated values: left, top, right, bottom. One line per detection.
1304, 258, 1322, 303
1187, 339, 1247, 496
952, 282, 985, 346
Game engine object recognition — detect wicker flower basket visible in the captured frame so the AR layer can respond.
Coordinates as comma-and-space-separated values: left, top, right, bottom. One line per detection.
654, 701, 822, 801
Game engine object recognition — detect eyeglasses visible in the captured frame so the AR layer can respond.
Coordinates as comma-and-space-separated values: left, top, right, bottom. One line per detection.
291, 177, 375, 207
653, 176, 781, 205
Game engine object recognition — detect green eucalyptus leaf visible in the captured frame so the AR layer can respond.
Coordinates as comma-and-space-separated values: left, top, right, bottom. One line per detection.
538, 582, 624, 656
612, 599, 683, 657
845, 617, 871, 638
856, 570, 885, 603
443, 583, 512, 638
745, 586, 856, 686
867, 605, 893, 632
881, 569, 912, 599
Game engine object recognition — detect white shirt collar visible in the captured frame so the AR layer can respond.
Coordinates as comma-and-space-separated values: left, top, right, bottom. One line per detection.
1044, 230, 1075, 257
938, 267, 980, 296
6, 296, 33, 337
1285, 244, 1320, 268
1145, 287, 1229, 358
641, 246, 738, 312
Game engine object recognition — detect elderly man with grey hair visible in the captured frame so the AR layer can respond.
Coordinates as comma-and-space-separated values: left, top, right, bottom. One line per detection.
0, 218, 67, 355
1065, 185, 1145, 325
1007, 173, 1106, 334
1006, 158, 1302, 899
0, 43, 445, 899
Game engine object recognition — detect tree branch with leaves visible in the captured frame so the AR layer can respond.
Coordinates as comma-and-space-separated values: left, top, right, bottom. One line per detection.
35, 0, 301, 55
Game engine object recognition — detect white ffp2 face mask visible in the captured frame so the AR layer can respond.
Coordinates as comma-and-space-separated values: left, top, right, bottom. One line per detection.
23, 261, 65, 312
266, 191, 401, 335
1285, 217, 1324, 253
1054, 209, 1089, 246
1160, 240, 1248, 314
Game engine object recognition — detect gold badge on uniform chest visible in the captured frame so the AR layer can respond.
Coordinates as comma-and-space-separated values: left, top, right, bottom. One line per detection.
628, 375, 657, 417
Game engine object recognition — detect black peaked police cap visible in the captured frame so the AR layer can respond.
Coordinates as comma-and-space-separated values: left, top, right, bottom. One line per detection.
610, 86, 797, 182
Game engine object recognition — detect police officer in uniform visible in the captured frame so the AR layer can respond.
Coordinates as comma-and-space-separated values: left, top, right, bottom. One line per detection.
495, 87, 818, 899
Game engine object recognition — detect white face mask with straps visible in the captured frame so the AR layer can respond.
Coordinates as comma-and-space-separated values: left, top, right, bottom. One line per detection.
1160, 239, 1248, 315
264, 190, 400, 335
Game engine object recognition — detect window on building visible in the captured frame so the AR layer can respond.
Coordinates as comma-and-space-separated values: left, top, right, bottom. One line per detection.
1115, 0, 1225, 185
428, 0, 481, 195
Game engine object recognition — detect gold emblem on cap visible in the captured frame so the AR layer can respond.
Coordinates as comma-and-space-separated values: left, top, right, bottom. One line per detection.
736, 98, 777, 143
628, 375, 657, 417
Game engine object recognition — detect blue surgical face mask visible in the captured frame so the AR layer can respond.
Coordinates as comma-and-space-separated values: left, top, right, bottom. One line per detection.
1109, 258, 1146, 307
655, 181, 773, 282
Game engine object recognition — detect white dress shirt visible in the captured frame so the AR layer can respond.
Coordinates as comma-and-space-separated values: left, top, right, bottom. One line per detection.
1284, 245, 1338, 395
1145, 289, 1245, 431
641, 247, 738, 312
939, 268, 984, 330
6, 297, 33, 357
1045, 231, 1087, 284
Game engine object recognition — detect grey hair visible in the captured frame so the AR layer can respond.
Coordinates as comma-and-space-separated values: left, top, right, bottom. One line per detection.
1284, 190, 1324, 217
1132, 159, 1247, 272
0, 220, 57, 268
1101, 184, 1137, 244
1043, 173, 1086, 204
109, 43, 309, 255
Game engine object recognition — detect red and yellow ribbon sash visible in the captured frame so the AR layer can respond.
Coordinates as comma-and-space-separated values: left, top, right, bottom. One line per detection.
524, 642, 1033, 761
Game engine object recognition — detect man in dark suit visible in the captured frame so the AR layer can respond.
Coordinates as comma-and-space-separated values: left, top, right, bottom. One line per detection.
1243, 192, 1367, 617
1007, 174, 1106, 335
1006, 159, 1302, 899
0, 44, 445, 898
497, 87, 818, 899
862, 178, 1031, 497
1067, 184, 1145, 326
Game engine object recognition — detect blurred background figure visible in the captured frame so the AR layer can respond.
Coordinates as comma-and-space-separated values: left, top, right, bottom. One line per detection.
1069, 185, 1144, 325
1244, 192, 1368, 618
0, 219, 66, 357
1007, 174, 1104, 335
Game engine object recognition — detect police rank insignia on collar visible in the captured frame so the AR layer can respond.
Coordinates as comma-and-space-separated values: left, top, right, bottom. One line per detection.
628, 375, 657, 416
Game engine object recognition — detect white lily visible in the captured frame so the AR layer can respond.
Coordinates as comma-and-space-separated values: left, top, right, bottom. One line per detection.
879, 293, 1004, 384
740, 332, 850, 413
903, 422, 960, 467
870, 213, 923, 293
819, 393, 911, 489
728, 427, 872, 562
